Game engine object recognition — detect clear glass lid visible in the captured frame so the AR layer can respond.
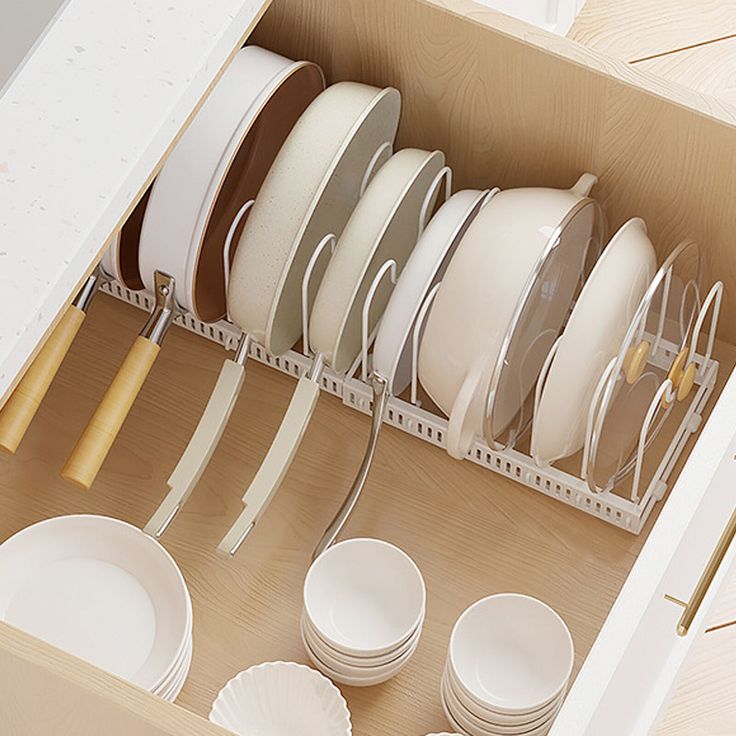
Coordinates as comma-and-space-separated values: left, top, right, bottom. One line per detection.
585, 239, 703, 495
484, 198, 605, 449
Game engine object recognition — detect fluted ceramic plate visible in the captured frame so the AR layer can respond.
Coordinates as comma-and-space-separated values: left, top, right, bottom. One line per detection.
209, 661, 352, 736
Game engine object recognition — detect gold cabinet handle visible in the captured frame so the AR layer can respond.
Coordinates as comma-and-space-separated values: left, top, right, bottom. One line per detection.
668, 507, 736, 637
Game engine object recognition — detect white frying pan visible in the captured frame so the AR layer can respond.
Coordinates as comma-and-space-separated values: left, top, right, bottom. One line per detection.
312, 187, 493, 558
0, 189, 150, 453
219, 148, 447, 555
62, 47, 324, 489
144, 82, 401, 538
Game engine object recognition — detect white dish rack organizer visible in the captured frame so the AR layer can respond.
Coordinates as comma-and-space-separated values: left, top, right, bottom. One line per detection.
101, 211, 722, 536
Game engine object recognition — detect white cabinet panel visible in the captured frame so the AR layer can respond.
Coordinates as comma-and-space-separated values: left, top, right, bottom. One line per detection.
553, 367, 736, 735
0, 0, 269, 403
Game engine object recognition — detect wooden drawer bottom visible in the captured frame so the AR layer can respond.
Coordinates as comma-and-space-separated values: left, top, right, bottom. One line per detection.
1, 294, 734, 734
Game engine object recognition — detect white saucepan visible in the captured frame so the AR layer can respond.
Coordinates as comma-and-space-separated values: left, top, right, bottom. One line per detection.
417, 174, 599, 459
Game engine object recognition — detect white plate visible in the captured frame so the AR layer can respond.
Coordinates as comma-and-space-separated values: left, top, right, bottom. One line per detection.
372, 188, 489, 396
0, 515, 192, 694
531, 218, 656, 466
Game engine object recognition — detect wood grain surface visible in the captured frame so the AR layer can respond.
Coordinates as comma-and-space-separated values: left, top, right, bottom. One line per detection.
4, 295, 731, 734
568, 0, 736, 62
635, 37, 736, 108
252, 0, 736, 345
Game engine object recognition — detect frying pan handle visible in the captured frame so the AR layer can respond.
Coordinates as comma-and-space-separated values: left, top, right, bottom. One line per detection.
313, 375, 389, 560
62, 336, 161, 489
219, 374, 321, 555
144, 356, 247, 538
62, 272, 177, 489
0, 306, 86, 453
446, 358, 488, 460
0, 272, 101, 453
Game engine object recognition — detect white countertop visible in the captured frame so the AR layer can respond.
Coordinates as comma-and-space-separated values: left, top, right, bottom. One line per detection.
0, 0, 269, 403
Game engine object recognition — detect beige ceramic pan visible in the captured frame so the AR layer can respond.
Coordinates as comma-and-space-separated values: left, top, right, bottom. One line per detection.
62, 48, 325, 490
219, 148, 446, 555
144, 83, 402, 538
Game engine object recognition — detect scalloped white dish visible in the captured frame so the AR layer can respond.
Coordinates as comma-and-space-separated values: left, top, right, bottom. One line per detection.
209, 661, 352, 736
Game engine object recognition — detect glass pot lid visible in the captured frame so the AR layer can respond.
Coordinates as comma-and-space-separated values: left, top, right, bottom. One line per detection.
483, 198, 605, 450
585, 239, 703, 495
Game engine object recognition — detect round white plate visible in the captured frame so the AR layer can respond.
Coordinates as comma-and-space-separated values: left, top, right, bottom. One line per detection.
0, 515, 192, 694
531, 218, 656, 466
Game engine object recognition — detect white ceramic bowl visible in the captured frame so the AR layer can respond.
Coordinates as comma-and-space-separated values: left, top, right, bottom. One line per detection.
209, 661, 351, 736
302, 627, 418, 688
304, 538, 426, 656
448, 595, 573, 714
0, 515, 192, 694
442, 670, 563, 732
445, 664, 563, 724
301, 612, 422, 667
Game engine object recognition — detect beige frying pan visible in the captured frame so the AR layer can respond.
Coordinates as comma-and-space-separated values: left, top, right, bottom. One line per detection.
0, 189, 149, 454
144, 82, 402, 538
61, 48, 325, 490
219, 147, 446, 555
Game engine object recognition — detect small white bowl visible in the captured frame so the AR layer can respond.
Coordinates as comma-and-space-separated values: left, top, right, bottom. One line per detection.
301, 612, 422, 668
442, 670, 562, 734
445, 663, 564, 724
302, 627, 418, 688
304, 538, 426, 656
209, 661, 351, 736
448, 595, 573, 714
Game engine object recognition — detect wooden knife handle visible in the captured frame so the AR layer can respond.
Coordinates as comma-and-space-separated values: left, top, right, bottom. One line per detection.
62, 336, 160, 489
0, 306, 86, 453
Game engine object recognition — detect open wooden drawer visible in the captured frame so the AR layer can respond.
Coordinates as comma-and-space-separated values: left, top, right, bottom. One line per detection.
4, 0, 736, 734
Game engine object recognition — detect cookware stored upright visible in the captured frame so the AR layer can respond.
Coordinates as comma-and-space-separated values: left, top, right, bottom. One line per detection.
531, 218, 656, 467
219, 148, 446, 555
313, 186, 489, 558
417, 174, 599, 460
61, 47, 324, 489
145, 82, 402, 538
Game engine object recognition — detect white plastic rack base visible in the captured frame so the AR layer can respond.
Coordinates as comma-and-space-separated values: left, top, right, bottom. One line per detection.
101, 279, 719, 535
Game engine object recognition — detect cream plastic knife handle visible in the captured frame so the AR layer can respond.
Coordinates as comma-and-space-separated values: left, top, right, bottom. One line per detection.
144, 358, 246, 538
313, 375, 388, 560
219, 374, 321, 555
0, 273, 100, 453
62, 271, 176, 489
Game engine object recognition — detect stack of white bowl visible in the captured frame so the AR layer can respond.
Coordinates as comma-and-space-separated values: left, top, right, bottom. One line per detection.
301, 538, 426, 687
0, 515, 193, 702
442, 594, 574, 736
